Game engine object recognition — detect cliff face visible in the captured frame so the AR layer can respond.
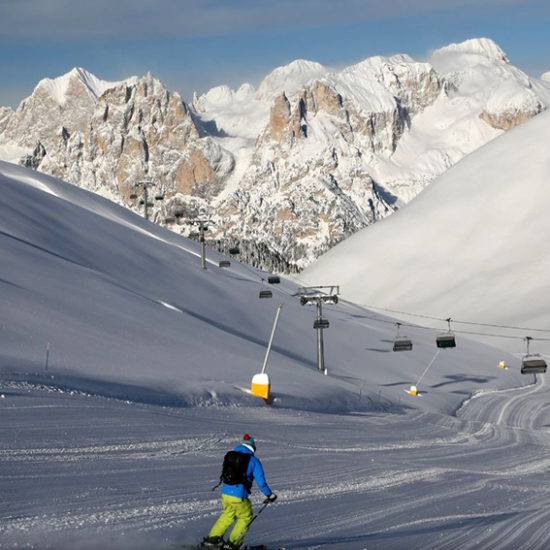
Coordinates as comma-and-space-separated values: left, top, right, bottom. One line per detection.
2, 69, 233, 221
2, 39, 550, 272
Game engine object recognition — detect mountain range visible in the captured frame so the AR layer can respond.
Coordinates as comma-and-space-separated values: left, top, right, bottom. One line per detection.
1, 37, 549, 272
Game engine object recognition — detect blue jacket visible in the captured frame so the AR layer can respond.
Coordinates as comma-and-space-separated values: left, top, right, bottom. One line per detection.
222, 444, 272, 500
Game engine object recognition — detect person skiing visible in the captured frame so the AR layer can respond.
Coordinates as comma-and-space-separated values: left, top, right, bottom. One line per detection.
202, 434, 277, 549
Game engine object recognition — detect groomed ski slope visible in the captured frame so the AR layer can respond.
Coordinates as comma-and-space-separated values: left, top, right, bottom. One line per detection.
4, 376, 550, 549
1, 162, 550, 548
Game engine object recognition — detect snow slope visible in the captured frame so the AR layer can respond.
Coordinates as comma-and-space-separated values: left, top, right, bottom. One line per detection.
302, 108, 550, 354
0, 160, 522, 414
3, 163, 550, 549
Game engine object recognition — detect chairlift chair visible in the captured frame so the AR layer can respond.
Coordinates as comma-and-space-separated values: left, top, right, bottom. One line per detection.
313, 319, 330, 330
393, 338, 413, 352
521, 337, 547, 374
259, 290, 273, 299
393, 323, 413, 352
218, 260, 231, 268
268, 276, 280, 284
436, 318, 456, 349
154, 194, 164, 201
436, 333, 456, 348
129, 193, 138, 200
521, 356, 547, 374
229, 247, 240, 255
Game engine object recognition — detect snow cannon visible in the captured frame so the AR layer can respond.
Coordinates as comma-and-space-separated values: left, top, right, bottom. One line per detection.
251, 304, 283, 404
409, 385, 418, 396
251, 372, 271, 402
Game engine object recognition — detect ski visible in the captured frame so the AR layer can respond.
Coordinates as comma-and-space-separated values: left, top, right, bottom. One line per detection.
172, 545, 286, 550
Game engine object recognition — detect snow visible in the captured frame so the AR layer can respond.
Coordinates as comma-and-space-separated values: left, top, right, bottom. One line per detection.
0, 142, 30, 164
1, 160, 550, 549
3, 159, 520, 415
302, 108, 550, 355
36, 67, 135, 106
3, 79, 550, 547
431, 37, 510, 64
256, 59, 328, 100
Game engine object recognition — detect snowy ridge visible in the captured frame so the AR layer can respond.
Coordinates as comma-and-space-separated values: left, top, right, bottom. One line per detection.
256, 59, 328, 99
432, 37, 510, 63
35, 67, 135, 106
302, 108, 550, 354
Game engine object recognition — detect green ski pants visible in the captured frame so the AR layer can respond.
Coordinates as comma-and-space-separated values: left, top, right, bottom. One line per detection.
208, 494, 253, 546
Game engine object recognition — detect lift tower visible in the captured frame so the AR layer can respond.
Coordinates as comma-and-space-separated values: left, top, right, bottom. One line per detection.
298, 286, 339, 375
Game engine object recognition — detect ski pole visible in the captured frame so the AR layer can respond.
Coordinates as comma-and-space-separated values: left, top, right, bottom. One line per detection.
248, 501, 269, 527
232, 499, 271, 543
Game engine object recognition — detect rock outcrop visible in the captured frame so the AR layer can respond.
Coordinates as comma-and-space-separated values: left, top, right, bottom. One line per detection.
3, 69, 233, 222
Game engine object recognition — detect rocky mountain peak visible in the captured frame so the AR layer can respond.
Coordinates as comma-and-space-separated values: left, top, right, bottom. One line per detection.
35, 66, 127, 106
2, 40, 550, 273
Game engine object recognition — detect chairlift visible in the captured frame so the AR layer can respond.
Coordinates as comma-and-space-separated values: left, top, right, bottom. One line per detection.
268, 276, 280, 285
521, 357, 547, 374
393, 323, 413, 352
436, 318, 456, 349
259, 278, 273, 299
313, 319, 330, 330
521, 337, 547, 374
436, 334, 456, 348
219, 260, 231, 268
229, 247, 240, 255
394, 338, 413, 352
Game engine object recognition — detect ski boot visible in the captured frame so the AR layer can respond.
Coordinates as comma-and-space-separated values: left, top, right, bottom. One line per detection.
201, 536, 225, 548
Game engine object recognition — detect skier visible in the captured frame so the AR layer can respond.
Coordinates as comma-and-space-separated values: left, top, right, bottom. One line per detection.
202, 434, 277, 549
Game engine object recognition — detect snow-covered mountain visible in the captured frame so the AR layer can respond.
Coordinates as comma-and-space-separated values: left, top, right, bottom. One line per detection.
301, 106, 550, 354
1, 39, 550, 272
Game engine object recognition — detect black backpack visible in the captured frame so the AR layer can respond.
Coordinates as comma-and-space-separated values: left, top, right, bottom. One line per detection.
220, 451, 252, 490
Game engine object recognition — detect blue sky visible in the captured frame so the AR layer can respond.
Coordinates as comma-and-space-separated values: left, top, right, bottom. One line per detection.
1, 0, 549, 108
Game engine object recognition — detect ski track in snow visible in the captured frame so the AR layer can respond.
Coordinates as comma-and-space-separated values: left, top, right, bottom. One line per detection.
4, 374, 550, 549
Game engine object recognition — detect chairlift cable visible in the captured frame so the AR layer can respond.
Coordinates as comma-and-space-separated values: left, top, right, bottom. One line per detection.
352, 313, 550, 342
362, 304, 550, 333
